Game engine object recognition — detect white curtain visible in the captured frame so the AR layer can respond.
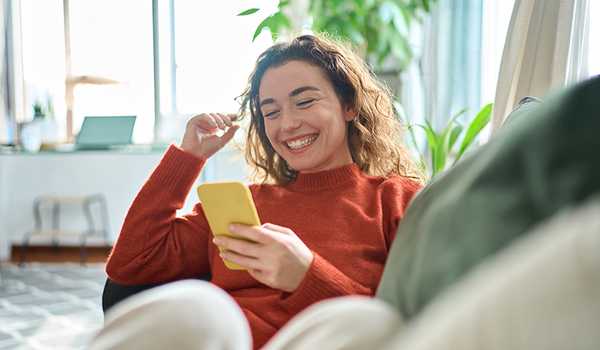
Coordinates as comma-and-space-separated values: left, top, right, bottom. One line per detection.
491, 0, 590, 133
0, 0, 9, 143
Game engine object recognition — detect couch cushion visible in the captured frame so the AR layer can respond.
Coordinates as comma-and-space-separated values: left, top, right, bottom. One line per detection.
376, 76, 600, 319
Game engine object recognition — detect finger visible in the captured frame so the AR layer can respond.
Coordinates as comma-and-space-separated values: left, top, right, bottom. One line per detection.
261, 223, 294, 235
226, 113, 239, 122
210, 113, 227, 130
229, 224, 273, 244
219, 125, 239, 144
220, 250, 264, 270
196, 114, 218, 133
218, 113, 233, 127
247, 268, 266, 281
213, 235, 261, 258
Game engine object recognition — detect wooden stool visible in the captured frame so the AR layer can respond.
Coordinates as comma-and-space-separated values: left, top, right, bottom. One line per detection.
20, 194, 110, 265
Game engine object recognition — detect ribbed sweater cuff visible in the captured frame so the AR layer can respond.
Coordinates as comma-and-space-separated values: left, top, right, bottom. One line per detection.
148, 144, 206, 200
279, 253, 351, 312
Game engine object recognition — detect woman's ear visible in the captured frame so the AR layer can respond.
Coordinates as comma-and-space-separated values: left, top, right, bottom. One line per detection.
343, 106, 357, 122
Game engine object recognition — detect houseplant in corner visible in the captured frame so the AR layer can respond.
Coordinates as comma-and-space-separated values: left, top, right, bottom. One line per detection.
403, 103, 493, 178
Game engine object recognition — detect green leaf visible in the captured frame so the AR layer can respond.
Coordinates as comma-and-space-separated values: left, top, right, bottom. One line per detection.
447, 123, 463, 153
395, 101, 425, 166
389, 31, 412, 68
278, 0, 290, 9
252, 16, 272, 41
251, 11, 291, 42
417, 122, 444, 176
237, 8, 260, 16
440, 107, 467, 154
456, 103, 493, 160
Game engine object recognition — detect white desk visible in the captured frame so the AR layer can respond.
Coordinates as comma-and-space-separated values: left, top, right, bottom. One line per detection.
0, 146, 248, 261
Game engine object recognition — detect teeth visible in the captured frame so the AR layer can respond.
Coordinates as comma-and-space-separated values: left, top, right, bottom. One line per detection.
286, 135, 317, 150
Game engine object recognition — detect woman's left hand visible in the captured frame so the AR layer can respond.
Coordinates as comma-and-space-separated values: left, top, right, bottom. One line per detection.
213, 223, 314, 292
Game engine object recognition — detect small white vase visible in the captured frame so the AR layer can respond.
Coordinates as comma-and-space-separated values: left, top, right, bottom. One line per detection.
21, 120, 43, 152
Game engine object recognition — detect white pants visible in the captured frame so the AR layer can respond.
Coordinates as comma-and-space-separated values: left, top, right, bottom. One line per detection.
90, 281, 403, 350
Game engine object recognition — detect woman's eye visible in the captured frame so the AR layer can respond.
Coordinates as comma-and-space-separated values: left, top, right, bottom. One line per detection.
297, 99, 315, 107
264, 110, 279, 119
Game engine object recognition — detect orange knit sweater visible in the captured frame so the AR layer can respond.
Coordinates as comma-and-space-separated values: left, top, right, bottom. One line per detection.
106, 145, 420, 348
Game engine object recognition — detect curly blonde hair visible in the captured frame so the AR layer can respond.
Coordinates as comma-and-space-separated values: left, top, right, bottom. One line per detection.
238, 34, 423, 185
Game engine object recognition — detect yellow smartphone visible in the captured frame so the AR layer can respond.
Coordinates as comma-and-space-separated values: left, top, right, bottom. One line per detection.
197, 181, 261, 270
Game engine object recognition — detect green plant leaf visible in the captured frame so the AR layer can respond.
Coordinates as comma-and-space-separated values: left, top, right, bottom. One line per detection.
447, 123, 463, 153
456, 103, 493, 161
448, 107, 468, 124
278, 0, 290, 9
237, 8, 260, 16
251, 11, 291, 42
439, 107, 467, 155
395, 101, 425, 166
252, 16, 272, 41
417, 122, 445, 176
389, 32, 412, 69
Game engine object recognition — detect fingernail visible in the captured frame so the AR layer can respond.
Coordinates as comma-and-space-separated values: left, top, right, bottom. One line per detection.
229, 224, 236, 232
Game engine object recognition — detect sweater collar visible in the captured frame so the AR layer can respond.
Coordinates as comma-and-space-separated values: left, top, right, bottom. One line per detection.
287, 163, 361, 191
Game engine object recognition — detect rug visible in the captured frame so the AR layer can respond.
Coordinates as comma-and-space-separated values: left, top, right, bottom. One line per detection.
0, 263, 106, 350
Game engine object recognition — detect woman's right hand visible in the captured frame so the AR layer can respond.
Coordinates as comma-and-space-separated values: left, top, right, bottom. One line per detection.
180, 113, 240, 160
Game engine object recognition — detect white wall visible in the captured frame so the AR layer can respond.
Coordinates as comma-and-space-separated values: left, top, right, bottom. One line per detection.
0, 145, 248, 261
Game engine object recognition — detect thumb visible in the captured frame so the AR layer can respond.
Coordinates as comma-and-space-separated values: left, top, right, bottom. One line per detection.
218, 125, 240, 145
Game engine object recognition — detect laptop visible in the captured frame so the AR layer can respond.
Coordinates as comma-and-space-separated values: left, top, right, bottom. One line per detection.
75, 116, 136, 150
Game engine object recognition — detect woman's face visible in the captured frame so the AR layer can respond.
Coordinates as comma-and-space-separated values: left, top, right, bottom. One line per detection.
258, 60, 354, 173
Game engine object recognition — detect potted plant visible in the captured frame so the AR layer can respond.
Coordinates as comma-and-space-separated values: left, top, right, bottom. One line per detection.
402, 103, 493, 178
22, 96, 59, 151
238, 0, 436, 72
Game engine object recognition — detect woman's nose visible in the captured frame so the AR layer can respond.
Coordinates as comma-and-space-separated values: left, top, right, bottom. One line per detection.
280, 110, 302, 131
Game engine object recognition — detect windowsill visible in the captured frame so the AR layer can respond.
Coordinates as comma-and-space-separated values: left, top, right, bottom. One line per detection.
0, 143, 169, 155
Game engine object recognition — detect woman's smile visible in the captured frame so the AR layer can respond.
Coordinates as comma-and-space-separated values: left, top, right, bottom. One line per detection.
284, 134, 319, 152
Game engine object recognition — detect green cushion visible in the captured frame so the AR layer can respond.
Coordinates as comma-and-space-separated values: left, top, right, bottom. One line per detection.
376, 76, 600, 319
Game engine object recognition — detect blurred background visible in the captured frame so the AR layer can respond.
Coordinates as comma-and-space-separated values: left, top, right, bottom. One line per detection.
0, 0, 598, 349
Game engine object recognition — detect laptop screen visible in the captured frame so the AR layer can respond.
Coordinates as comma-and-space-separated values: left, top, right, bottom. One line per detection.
76, 116, 136, 148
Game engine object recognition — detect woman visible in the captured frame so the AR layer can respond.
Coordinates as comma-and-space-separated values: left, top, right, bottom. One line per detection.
92, 34, 422, 349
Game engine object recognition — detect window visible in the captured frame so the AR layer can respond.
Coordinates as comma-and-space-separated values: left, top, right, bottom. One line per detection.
21, 0, 154, 143
160, 1, 274, 117
480, 0, 516, 105
588, 0, 600, 77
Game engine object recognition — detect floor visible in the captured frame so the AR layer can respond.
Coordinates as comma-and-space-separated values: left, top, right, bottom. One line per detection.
10, 246, 111, 264
0, 263, 106, 350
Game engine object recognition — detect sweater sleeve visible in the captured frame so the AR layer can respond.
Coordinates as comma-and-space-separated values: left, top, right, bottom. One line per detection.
278, 252, 373, 313
106, 145, 212, 285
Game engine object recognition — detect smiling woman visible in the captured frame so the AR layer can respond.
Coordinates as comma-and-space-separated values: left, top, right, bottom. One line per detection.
94, 34, 423, 350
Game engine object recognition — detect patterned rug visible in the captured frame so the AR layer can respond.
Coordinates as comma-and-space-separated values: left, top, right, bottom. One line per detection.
0, 263, 106, 350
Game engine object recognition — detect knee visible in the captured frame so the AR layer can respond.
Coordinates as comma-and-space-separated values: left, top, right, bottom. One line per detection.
96, 280, 251, 349
304, 296, 402, 325
290, 296, 404, 335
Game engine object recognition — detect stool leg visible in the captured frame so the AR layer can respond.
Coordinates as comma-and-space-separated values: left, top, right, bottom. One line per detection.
99, 195, 111, 246
52, 201, 60, 249
19, 233, 31, 267
80, 235, 87, 266
83, 198, 98, 266
21, 198, 43, 266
